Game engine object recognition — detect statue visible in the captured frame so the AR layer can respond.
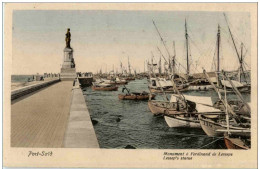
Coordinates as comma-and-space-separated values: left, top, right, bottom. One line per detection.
65, 28, 71, 48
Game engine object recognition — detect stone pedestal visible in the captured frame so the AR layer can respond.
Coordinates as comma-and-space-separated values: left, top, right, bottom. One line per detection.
60, 47, 76, 81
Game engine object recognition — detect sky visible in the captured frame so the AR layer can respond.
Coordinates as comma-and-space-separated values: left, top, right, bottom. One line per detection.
12, 10, 251, 75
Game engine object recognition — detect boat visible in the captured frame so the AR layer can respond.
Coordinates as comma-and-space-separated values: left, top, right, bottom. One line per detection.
118, 86, 155, 100
219, 79, 250, 93
224, 135, 250, 150
118, 92, 155, 100
148, 100, 173, 115
164, 114, 200, 128
201, 69, 251, 139
199, 114, 250, 137
164, 95, 224, 128
91, 82, 118, 91
125, 77, 135, 81
92, 85, 118, 91
148, 93, 186, 115
115, 77, 128, 85
149, 77, 188, 93
187, 76, 215, 91
77, 72, 93, 87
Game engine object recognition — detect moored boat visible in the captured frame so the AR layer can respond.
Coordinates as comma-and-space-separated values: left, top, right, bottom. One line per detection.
148, 100, 172, 115
224, 136, 250, 150
92, 85, 118, 91
199, 114, 250, 137
118, 92, 155, 100
92, 82, 118, 91
164, 114, 201, 128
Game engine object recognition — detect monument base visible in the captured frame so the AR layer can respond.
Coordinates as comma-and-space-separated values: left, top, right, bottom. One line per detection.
60, 68, 77, 81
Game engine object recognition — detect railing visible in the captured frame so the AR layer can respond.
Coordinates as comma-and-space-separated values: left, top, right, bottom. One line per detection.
11, 79, 60, 100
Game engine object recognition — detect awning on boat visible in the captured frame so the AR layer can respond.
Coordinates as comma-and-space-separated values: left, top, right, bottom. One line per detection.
196, 103, 221, 113
221, 80, 244, 88
209, 77, 217, 83
158, 79, 172, 87
183, 95, 221, 113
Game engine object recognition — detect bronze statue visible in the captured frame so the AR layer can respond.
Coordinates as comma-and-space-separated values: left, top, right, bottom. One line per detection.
65, 28, 71, 48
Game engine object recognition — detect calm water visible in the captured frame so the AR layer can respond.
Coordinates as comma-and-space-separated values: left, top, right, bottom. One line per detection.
11, 75, 34, 83
82, 79, 250, 149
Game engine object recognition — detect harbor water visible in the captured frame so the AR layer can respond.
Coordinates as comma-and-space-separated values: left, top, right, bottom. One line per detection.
11, 75, 34, 83
83, 78, 250, 149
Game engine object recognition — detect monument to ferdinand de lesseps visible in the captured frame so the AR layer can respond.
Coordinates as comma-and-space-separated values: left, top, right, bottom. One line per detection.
60, 28, 76, 81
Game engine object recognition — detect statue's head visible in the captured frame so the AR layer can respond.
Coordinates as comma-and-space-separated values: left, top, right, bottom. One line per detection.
67, 28, 70, 32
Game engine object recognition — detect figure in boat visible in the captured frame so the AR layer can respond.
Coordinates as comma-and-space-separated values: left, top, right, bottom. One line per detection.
118, 86, 155, 100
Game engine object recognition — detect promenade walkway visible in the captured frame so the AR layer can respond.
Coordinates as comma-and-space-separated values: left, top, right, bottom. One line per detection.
11, 81, 73, 147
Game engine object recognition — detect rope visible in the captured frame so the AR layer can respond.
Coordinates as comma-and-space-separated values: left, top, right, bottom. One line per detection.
197, 137, 224, 149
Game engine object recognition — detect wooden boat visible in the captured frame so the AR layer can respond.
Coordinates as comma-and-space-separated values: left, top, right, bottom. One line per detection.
220, 80, 251, 93
115, 81, 128, 85
224, 136, 250, 150
149, 86, 188, 93
107, 78, 128, 85
148, 100, 172, 115
164, 114, 201, 128
149, 77, 189, 93
199, 114, 250, 137
185, 73, 216, 91
107, 81, 128, 85
92, 84, 118, 91
125, 77, 135, 81
118, 92, 155, 100
147, 93, 187, 115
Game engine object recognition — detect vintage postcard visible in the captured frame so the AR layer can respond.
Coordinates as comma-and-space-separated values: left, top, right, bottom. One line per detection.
3, 2, 257, 168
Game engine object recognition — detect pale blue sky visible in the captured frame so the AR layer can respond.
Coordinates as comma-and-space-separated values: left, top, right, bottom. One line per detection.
12, 10, 251, 74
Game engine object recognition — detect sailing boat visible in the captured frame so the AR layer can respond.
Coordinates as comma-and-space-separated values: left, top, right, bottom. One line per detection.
217, 13, 251, 93
148, 21, 189, 93
181, 19, 216, 91
125, 55, 135, 81
199, 70, 251, 137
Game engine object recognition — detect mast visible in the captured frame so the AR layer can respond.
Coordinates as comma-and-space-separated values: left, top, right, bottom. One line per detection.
224, 13, 241, 64
151, 52, 154, 74
152, 20, 172, 72
238, 43, 244, 82
159, 54, 162, 75
144, 60, 145, 73
128, 56, 131, 75
172, 41, 176, 74
185, 19, 189, 75
120, 61, 123, 74
217, 24, 221, 72
224, 13, 247, 82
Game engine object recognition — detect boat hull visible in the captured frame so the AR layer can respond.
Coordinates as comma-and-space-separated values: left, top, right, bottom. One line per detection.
164, 115, 201, 128
149, 87, 188, 93
148, 100, 168, 115
92, 86, 118, 91
199, 116, 224, 137
224, 136, 249, 150
118, 94, 155, 100
199, 115, 249, 137
108, 81, 128, 85
187, 85, 213, 91
78, 77, 93, 87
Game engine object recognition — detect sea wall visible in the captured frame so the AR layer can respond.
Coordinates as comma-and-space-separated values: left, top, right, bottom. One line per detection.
63, 80, 99, 148
11, 79, 60, 100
